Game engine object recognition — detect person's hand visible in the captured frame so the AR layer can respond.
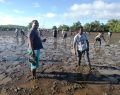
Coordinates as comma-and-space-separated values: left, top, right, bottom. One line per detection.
32, 52, 35, 57
42, 38, 46, 42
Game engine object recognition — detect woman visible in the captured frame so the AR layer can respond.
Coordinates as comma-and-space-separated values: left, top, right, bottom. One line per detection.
27, 20, 45, 79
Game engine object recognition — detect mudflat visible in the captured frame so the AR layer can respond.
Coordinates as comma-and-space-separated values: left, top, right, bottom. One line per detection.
0, 31, 120, 95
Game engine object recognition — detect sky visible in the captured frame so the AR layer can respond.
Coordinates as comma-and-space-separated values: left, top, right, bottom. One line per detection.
0, 0, 120, 28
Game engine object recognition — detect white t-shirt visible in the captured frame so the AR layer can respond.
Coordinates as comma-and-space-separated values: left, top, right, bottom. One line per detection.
62, 30, 66, 35
108, 32, 112, 36
15, 29, 18, 33
74, 33, 88, 51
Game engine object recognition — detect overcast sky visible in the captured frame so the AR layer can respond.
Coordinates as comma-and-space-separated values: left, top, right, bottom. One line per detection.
0, 0, 120, 28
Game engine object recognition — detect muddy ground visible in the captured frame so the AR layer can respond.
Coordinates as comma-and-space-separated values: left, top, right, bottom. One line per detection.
0, 31, 120, 95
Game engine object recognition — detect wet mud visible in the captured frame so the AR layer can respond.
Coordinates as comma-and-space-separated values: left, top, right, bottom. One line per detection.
0, 31, 120, 95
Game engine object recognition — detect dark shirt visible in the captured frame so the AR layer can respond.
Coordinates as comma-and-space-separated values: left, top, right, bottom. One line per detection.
27, 29, 43, 50
53, 29, 57, 37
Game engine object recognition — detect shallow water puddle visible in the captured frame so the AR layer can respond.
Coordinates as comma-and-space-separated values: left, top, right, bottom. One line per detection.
20, 80, 39, 89
98, 70, 120, 75
0, 89, 8, 95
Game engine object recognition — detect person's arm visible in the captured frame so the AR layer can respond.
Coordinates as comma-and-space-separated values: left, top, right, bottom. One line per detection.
84, 33, 89, 51
95, 33, 99, 38
73, 43, 76, 55
73, 36, 77, 55
86, 40, 89, 51
28, 37, 35, 57
102, 35, 106, 42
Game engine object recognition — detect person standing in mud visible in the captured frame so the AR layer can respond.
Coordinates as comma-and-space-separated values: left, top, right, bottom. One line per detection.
38, 28, 43, 36
15, 28, 18, 37
94, 32, 106, 45
21, 29, 25, 36
73, 26, 91, 72
62, 29, 67, 40
53, 28, 57, 42
27, 20, 46, 79
108, 31, 112, 38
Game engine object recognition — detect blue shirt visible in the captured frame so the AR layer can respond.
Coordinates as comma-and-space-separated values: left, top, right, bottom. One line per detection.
27, 29, 43, 50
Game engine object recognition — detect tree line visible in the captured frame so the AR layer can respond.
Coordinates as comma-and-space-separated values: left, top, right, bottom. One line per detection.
52, 19, 120, 33
0, 25, 26, 31
0, 19, 120, 32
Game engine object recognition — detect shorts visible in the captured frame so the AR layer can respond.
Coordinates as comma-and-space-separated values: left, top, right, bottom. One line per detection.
95, 37, 101, 41
28, 49, 40, 69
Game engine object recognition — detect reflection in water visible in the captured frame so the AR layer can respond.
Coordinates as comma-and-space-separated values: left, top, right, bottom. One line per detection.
75, 69, 91, 82
106, 37, 111, 46
63, 39, 67, 49
20, 80, 39, 89
108, 37, 111, 45
0, 89, 8, 95
20, 36, 25, 46
16, 36, 19, 44
54, 38, 57, 43
54, 38, 57, 49
54, 41, 57, 49
94, 45, 101, 56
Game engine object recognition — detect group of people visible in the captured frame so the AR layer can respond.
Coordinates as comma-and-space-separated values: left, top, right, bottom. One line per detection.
53, 28, 67, 40
27, 20, 112, 79
94, 31, 112, 45
15, 28, 25, 37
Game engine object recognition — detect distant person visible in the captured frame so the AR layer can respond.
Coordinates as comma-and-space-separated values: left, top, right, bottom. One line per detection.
27, 20, 46, 79
62, 29, 67, 39
73, 26, 91, 73
94, 32, 106, 45
108, 32, 112, 38
53, 28, 57, 39
38, 28, 43, 36
47, 29, 49, 33
21, 29, 25, 36
15, 28, 18, 37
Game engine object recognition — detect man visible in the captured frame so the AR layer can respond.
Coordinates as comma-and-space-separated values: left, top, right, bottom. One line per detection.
38, 28, 43, 36
73, 26, 91, 73
94, 32, 106, 45
62, 29, 67, 39
21, 29, 25, 36
27, 20, 46, 79
53, 28, 57, 39
15, 28, 18, 37
108, 31, 112, 38
53, 28, 57, 43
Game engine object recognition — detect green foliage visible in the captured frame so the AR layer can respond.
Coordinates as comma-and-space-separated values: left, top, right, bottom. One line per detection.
0, 19, 120, 32
106, 19, 120, 32
52, 26, 57, 29
70, 21, 81, 32
28, 22, 32, 29
58, 25, 69, 31
0, 25, 25, 31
